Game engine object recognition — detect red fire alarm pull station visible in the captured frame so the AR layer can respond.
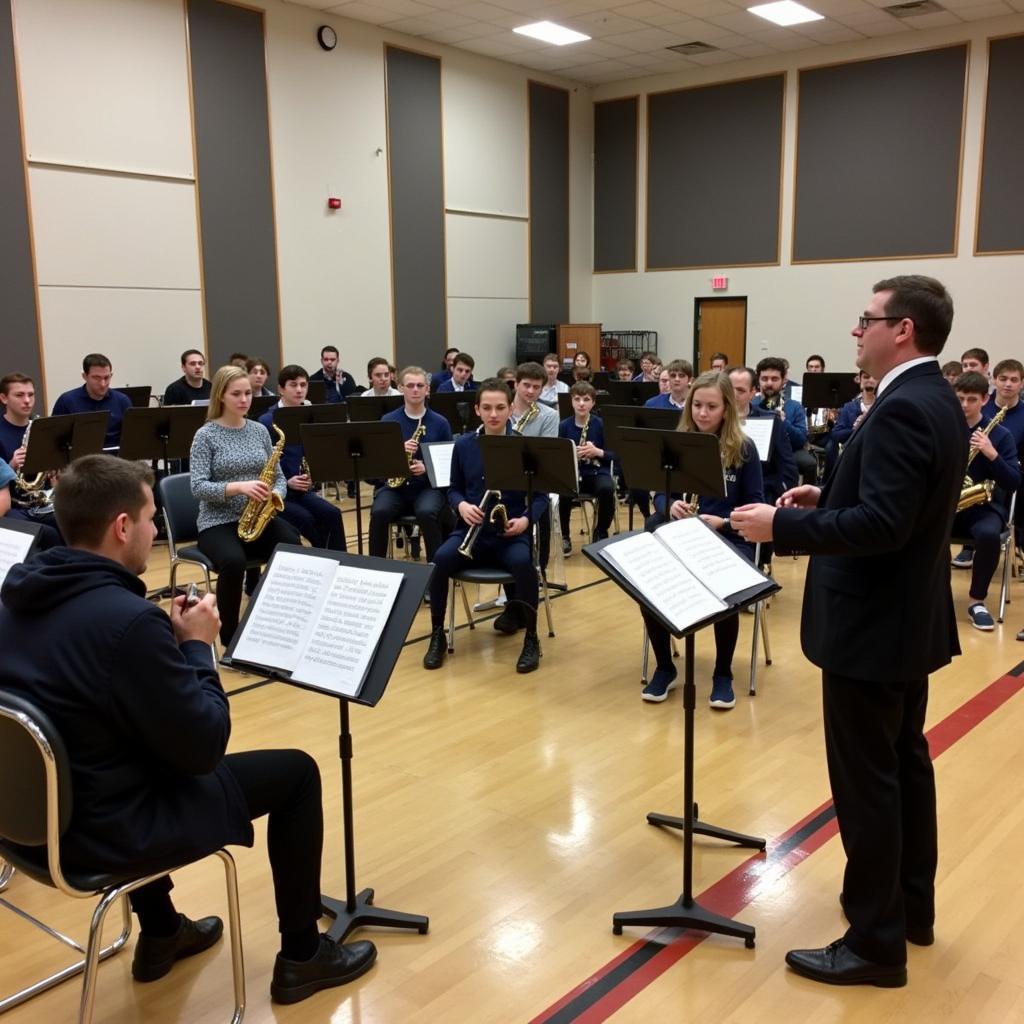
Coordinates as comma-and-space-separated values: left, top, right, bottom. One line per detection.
327, 197, 342, 210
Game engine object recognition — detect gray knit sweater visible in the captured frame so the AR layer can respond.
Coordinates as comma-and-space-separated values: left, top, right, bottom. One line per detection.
190, 420, 287, 532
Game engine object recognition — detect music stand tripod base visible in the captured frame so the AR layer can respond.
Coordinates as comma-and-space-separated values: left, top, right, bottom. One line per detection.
612, 898, 757, 948
322, 891, 429, 943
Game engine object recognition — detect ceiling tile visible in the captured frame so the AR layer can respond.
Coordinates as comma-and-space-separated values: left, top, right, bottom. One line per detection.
955, 0, 1013, 15
685, 47, 745, 61
599, 26, 692, 47
420, 22, 494, 41
854, 17, 913, 32
897, 9, 963, 25
730, 40, 780, 52
707, 10, 771, 32
451, 2, 531, 27
325, 3, 406, 23
614, 0, 696, 21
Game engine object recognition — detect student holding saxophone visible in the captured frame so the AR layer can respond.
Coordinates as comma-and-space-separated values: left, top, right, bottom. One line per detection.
190, 366, 298, 646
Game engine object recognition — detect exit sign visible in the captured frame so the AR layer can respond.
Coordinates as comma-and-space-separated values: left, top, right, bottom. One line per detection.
711, 275, 728, 290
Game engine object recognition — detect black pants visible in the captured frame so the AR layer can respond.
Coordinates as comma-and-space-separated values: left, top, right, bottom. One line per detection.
6, 507, 62, 549
952, 504, 1003, 602
641, 606, 740, 679
280, 490, 346, 551
823, 671, 936, 966
368, 485, 446, 561
130, 749, 324, 936
795, 447, 818, 486
559, 474, 615, 541
198, 518, 300, 645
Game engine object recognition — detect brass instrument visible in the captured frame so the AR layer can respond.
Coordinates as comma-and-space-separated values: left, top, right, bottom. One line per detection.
680, 493, 700, 517
457, 489, 509, 559
957, 407, 1007, 512
512, 402, 539, 435
386, 418, 426, 487
237, 424, 287, 541
761, 393, 781, 412
12, 418, 53, 511
576, 413, 596, 467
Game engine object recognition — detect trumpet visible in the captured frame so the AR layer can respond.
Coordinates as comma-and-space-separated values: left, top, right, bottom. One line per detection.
387, 418, 426, 488
457, 490, 510, 559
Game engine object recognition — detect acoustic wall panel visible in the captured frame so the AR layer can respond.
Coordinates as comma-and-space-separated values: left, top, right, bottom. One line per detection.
386, 46, 446, 371
593, 96, 637, 273
976, 34, 1024, 255
188, 0, 281, 368
647, 75, 783, 270
445, 214, 528, 300
0, 0, 42, 386
794, 45, 967, 262
529, 81, 569, 324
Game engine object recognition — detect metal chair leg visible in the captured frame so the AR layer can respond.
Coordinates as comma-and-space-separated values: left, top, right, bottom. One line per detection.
0, 860, 12, 891
447, 579, 457, 654
641, 628, 650, 685
215, 849, 246, 1024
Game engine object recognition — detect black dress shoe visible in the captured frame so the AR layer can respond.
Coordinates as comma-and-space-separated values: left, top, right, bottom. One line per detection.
785, 938, 907, 987
132, 913, 223, 982
493, 605, 523, 634
516, 629, 541, 673
423, 626, 447, 669
271, 935, 377, 1004
839, 892, 934, 947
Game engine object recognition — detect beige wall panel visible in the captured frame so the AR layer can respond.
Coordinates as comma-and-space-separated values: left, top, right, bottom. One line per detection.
445, 213, 528, 301
446, 296, 529, 373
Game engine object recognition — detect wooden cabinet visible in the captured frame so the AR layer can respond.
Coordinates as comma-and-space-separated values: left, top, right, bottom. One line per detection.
557, 323, 601, 369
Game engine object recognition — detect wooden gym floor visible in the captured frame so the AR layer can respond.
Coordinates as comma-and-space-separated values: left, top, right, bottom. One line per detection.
2, 495, 1023, 1023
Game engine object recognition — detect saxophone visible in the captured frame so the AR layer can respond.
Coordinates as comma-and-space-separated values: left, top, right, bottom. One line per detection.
513, 402, 539, 435
237, 424, 287, 541
577, 413, 596, 467
386, 418, 426, 488
957, 406, 1007, 512
12, 418, 52, 510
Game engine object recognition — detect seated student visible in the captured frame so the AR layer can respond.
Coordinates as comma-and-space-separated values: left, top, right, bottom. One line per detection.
632, 351, 659, 383
422, 379, 549, 674
539, 353, 569, 405
228, 352, 250, 369
246, 358, 275, 398
961, 347, 990, 382
942, 360, 963, 386
572, 365, 593, 384
657, 367, 671, 393
364, 357, 401, 397
752, 355, 813, 484
435, 352, 476, 393
645, 359, 693, 410
0, 455, 375, 1004
615, 358, 635, 382
709, 352, 729, 373
558, 382, 614, 553
573, 351, 591, 372
163, 350, 212, 406
805, 354, 826, 373
951, 371, 1021, 631
823, 370, 877, 475
258, 365, 346, 553
434, 347, 460, 389
0, 372, 63, 547
368, 366, 452, 561
51, 353, 133, 448
310, 345, 358, 402
495, 366, 517, 389
190, 366, 300, 647
640, 371, 764, 709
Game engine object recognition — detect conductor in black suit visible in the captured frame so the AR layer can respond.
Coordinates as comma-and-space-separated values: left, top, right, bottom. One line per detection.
732, 275, 964, 988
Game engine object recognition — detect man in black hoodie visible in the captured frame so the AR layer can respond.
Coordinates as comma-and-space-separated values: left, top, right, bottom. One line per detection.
0, 455, 375, 1005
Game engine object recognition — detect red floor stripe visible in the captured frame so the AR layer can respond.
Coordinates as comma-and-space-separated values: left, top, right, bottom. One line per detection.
530, 667, 1024, 1024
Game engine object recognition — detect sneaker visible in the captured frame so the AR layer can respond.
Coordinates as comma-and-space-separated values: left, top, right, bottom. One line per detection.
968, 603, 994, 631
641, 666, 677, 703
271, 935, 376, 1004
709, 674, 736, 709
132, 914, 223, 982
562, 538, 572, 556
951, 547, 974, 569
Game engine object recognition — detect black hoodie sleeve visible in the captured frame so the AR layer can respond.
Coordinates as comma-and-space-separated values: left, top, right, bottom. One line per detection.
107, 605, 231, 776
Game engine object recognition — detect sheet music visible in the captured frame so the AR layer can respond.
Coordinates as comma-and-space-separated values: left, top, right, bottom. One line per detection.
655, 517, 766, 601
601, 531, 725, 632
421, 441, 454, 488
231, 551, 336, 670
292, 565, 401, 696
741, 417, 774, 462
0, 528, 35, 590
789, 384, 803, 404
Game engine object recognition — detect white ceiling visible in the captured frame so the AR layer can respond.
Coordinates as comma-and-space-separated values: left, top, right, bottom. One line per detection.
284, 0, 1024, 83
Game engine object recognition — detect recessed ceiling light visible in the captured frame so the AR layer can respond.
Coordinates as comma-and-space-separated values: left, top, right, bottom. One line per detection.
513, 21, 590, 45
747, 1, 824, 25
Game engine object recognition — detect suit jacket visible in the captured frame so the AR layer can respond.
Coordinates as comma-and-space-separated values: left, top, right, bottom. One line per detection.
774, 361, 964, 682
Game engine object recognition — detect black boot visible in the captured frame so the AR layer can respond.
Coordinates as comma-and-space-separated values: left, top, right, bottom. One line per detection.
423, 626, 447, 669
493, 603, 523, 634
516, 629, 541, 673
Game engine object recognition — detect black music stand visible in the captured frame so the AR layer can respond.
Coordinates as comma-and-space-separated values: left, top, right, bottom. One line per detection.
225, 545, 432, 942
118, 406, 206, 465
272, 403, 349, 444
603, 380, 659, 406
428, 392, 481, 434
584, 526, 776, 949
307, 380, 327, 405
115, 385, 152, 408
801, 372, 859, 411
300, 422, 407, 555
247, 395, 278, 420
347, 395, 403, 421
22, 412, 109, 475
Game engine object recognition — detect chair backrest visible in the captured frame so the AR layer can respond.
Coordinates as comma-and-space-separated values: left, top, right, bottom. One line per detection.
0, 689, 73, 848
158, 473, 201, 553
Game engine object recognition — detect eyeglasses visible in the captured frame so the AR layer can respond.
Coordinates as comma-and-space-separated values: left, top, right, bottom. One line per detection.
858, 314, 909, 330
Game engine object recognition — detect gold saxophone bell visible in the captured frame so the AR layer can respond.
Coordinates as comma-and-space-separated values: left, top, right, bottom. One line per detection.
957, 406, 1007, 513
237, 424, 287, 541
13, 418, 50, 507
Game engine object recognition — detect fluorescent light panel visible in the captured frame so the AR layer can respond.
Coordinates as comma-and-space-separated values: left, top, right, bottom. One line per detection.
513, 21, 590, 45
747, 1, 824, 25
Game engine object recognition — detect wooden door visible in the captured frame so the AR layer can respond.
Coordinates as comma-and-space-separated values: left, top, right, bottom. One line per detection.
694, 298, 747, 373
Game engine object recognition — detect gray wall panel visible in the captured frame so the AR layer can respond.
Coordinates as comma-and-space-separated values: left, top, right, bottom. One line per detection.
386, 46, 446, 372
977, 35, 1024, 254
647, 75, 783, 270
594, 97, 637, 273
0, 2, 42, 387
529, 81, 569, 324
188, 0, 280, 369
794, 45, 966, 262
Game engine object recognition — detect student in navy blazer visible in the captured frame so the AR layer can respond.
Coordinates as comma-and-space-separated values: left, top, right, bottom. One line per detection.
734, 276, 964, 989
434, 352, 476, 393
423, 379, 548, 675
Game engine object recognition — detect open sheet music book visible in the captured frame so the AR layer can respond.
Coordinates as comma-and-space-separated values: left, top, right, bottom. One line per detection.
594, 517, 772, 634
0, 522, 39, 591
228, 549, 402, 699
